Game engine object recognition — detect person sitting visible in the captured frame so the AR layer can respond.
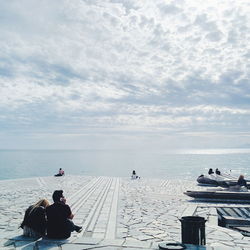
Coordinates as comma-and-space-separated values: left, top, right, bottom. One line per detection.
20, 199, 50, 237
208, 168, 214, 175
60, 169, 65, 175
54, 168, 65, 177
237, 175, 247, 187
46, 190, 82, 239
131, 170, 139, 179
229, 175, 248, 191
215, 168, 221, 175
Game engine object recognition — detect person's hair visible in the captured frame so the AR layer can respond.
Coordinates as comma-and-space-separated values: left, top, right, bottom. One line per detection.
239, 175, 244, 179
29, 199, 50, 215
52, 190, 64, 202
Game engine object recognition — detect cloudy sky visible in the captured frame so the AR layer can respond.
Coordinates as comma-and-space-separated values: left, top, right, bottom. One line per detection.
0, 0, 249, 150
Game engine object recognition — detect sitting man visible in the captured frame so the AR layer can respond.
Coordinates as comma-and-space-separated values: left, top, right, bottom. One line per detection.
46, 190, 82, 239
215, 168, 221, 175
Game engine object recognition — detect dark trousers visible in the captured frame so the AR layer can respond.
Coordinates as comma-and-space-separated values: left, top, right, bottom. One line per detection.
66, 219, 77, 232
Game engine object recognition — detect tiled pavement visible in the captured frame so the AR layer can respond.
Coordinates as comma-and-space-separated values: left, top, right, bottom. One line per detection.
0, 175, 250, 249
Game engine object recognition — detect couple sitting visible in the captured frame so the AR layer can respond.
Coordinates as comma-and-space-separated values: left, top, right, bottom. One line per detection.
20, 190, 82, 239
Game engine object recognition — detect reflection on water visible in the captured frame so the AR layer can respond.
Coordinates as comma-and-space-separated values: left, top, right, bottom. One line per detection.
179, 148, 250, 155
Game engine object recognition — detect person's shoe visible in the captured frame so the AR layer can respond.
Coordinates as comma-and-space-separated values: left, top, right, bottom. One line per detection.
75, 226, 82, 233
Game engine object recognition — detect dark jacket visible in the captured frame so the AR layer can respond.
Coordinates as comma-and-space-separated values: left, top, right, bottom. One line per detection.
237, 178, 247, 187
21, 206, 47, 235
46, 202, 72, 239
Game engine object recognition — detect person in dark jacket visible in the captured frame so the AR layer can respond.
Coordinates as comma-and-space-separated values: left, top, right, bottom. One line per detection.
46, 190, 82, 239
21, 199, 50, 237
208, 168, 214, 175
215, 168, 221, 175
237, 175, 247, 187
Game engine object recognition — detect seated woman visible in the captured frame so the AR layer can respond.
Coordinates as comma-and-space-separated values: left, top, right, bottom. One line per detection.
54, 168, 65, 177
20, 199, 50, 237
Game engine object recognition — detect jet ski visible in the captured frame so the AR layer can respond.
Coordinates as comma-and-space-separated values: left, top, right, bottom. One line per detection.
197, 173, 250, 189
197, 174, 219, 186
197, 172, 237, 187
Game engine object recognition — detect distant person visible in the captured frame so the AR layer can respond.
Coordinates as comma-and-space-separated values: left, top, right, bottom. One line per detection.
215, 168, 221, 175
20, 199, 50, 237
237, 175, 247, 187
54, 168, 65, 177
208, 168, 214, 175
131, 170, 140, 179
46, 190, 82, 239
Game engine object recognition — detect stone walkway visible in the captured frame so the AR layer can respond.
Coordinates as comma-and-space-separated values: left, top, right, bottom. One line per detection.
0, 175, 250, 249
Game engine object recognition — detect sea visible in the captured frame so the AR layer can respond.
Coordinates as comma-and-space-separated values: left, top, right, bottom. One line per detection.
0, 148, 250, 181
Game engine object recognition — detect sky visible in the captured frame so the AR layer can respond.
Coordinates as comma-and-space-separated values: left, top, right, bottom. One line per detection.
0, 0, 249, 150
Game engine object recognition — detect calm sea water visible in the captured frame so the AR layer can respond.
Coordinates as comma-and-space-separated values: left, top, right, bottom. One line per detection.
0, 149, 250, 181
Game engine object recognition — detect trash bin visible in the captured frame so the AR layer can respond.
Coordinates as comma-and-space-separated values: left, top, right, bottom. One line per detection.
179, 216, 206, 245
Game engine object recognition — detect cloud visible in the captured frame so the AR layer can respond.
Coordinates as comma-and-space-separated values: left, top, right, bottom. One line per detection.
0, 0, 249, 149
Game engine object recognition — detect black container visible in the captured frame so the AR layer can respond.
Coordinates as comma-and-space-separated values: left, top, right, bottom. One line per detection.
179, 216, 206, 245
158, 242, 186, 249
